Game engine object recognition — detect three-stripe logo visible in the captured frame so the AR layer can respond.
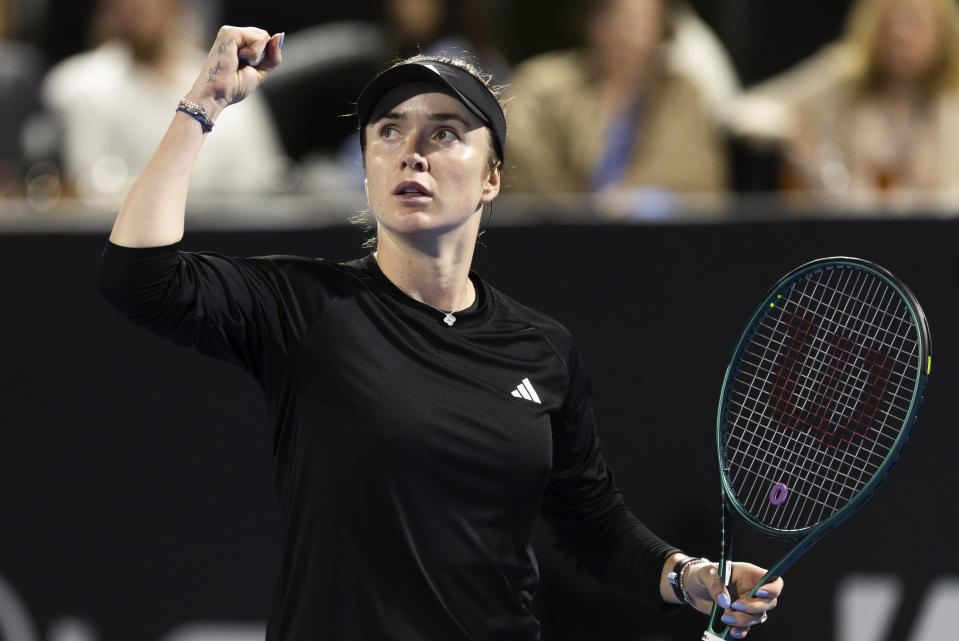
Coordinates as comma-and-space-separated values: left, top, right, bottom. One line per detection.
511, 378, 541, 404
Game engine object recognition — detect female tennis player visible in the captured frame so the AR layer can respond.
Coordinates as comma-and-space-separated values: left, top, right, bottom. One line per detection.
98, 26, 783, 640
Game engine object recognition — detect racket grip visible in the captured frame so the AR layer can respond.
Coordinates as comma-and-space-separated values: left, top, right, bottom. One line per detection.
703, 602, 731, 640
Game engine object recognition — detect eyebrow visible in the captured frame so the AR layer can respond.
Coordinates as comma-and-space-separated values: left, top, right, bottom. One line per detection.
372, 111, 473, 128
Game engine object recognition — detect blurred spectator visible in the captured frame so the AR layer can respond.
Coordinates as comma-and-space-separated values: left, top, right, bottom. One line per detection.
0, 0, 59, 205
385, 0, 509, 83
505, 0, 728, 219
751, 0, 959, 209
41, 0, 288, 209
385, 0, 450, 59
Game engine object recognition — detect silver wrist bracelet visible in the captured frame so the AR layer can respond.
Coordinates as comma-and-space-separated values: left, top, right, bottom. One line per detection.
176, 98, 215, 132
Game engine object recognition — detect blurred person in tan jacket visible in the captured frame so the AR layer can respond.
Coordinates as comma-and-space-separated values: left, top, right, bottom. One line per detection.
505, 0, 727, 218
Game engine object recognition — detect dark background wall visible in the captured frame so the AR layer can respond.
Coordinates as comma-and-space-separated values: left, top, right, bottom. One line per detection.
0, 217, 955, 641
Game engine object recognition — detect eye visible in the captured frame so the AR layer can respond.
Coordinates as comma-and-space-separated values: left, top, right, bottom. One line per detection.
380, 125, 399, 139
434, 128, 459, 142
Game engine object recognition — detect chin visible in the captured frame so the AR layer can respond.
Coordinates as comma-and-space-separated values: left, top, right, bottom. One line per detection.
385, 213, 478, 243
378, 211, 442, 235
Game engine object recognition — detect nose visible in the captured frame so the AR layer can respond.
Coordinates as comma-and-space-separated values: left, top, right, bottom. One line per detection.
401, 132, 429, 172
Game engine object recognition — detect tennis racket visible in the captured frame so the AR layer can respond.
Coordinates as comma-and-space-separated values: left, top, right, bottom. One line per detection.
703, 257, 931, 641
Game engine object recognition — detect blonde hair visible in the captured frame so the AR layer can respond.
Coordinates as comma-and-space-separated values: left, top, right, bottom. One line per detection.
838, 0, 959, 93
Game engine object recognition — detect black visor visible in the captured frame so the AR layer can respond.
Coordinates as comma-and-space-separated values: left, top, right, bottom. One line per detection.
356, 60, 506, 162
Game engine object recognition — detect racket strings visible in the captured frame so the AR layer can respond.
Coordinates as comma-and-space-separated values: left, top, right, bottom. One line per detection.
734, 269, 913, 528
732, 284, 888, 524
722, 266, 920, 532
740, 270, 911, 528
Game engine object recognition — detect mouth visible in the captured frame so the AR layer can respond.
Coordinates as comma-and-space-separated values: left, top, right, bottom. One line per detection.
393, 181, 433, 198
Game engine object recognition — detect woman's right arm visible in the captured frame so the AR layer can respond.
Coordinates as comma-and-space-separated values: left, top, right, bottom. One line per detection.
108, 26, 284, 248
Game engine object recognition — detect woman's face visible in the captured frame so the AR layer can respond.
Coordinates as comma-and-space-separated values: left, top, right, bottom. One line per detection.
877, 0, 943, 83
363, 82, 500, 242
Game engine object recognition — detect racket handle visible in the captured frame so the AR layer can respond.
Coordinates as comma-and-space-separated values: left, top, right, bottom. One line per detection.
700, 574, 781, 640
703, 602, 731, 640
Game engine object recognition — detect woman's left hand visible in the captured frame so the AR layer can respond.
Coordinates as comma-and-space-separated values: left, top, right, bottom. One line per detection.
684, 561, 783, 638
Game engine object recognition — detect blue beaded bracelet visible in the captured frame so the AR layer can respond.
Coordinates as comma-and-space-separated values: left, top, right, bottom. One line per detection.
176, 107, 212, 132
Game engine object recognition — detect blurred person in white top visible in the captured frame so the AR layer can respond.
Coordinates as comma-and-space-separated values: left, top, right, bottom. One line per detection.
42, 0, 288, 209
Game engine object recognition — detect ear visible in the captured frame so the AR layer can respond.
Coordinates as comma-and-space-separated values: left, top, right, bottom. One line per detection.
481, 164, 501, 203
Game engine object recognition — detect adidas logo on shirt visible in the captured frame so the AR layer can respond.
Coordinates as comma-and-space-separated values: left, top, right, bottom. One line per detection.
511, 378, 541, 404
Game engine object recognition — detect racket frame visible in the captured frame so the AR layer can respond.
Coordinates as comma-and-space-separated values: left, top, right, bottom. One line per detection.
702, 257, 930, 641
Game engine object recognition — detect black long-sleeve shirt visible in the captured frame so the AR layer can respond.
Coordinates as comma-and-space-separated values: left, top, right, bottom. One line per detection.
98, 242, 679, 641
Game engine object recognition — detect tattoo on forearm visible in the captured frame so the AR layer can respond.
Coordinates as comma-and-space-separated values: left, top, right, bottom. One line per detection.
206, 61, 222, 83
217, 43, 226, 55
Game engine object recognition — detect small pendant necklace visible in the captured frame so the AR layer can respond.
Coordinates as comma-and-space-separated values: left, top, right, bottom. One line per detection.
420, 281, 471, 326
374, 252, 470, 326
